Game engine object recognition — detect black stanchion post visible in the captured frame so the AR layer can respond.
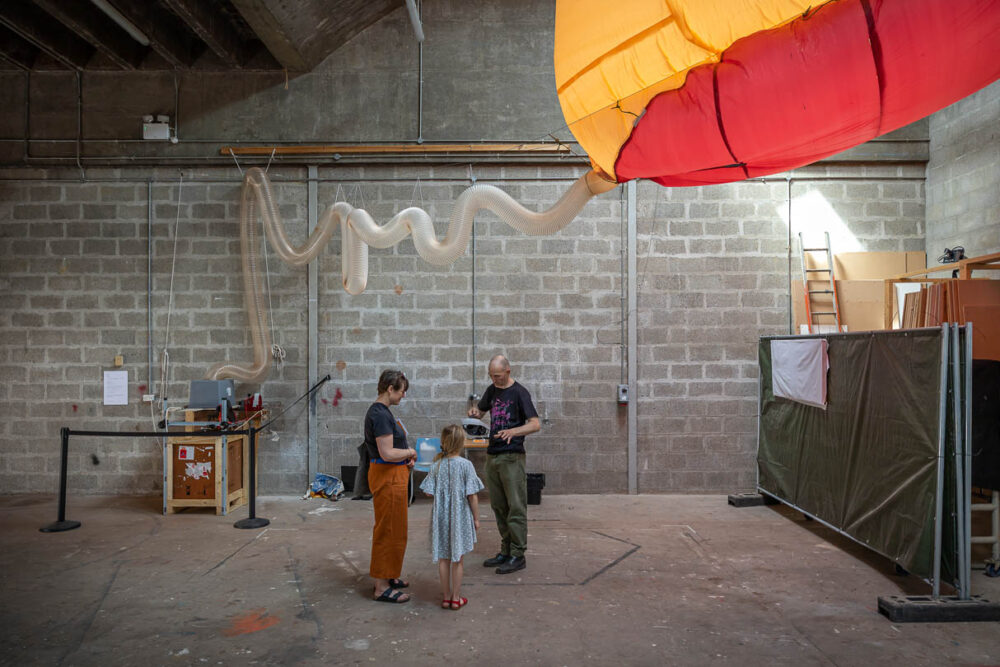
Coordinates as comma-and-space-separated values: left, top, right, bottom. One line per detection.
235, 425, 269, 529
41, 427, 81, 533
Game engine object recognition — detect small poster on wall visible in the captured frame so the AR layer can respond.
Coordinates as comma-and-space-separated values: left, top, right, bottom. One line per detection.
103, 370, 128, 406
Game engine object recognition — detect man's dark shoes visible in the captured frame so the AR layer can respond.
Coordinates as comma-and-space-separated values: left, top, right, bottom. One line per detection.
483, 553, 509, 567
496, 556, 526, 574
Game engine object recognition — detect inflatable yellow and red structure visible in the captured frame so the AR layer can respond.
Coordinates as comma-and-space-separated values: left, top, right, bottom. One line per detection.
555, 0, 1000, 186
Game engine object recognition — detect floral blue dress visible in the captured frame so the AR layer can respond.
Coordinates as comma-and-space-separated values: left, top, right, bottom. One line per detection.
419, 456, 485, 562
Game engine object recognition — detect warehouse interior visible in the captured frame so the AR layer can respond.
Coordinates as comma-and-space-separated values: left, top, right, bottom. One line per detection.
1, 0, 999, 663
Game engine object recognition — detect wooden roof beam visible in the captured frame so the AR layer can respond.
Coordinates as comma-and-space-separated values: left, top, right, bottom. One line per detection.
33, 0, 146, 70
0, 23, 39, 70
0, 0, 94, 70
161, 0, 245, 67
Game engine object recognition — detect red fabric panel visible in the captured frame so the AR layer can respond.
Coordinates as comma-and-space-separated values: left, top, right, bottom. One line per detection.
717, 0, 880, 173
616, 0, 1000, 187
617, 1, 881, 184
871, 0, 1000, 135
647, 167, 748, 189
615, 67, 734, 185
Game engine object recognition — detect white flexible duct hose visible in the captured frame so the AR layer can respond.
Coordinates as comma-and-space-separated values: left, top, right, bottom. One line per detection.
207, 167, 616, 382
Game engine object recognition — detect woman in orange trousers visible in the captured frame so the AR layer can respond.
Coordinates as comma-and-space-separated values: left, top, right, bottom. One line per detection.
364, 369, 417, 603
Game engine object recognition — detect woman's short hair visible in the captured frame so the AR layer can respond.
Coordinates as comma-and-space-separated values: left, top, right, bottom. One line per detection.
377, 369, 409, 395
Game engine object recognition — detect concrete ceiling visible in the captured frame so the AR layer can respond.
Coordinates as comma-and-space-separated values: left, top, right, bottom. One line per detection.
0, 0, 403, 72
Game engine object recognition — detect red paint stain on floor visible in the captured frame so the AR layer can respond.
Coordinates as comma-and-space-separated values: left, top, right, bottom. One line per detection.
223, 608, 279, 636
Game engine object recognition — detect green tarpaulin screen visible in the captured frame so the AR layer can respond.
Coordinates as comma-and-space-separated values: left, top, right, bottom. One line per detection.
758, 329, 957, 585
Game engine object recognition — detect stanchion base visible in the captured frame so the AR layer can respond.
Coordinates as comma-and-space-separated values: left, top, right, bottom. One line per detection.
727, 492, 778, 508
234, 517, 270, 529
40, 520, 81, 533
877, 594, 1000, 622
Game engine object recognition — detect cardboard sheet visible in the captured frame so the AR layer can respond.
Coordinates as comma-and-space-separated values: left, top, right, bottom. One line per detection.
792, 280, 887, 332
832, 251, 925, 280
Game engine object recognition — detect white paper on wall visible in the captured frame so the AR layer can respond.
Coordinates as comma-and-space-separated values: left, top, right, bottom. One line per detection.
103, 370, 128, 406
771, 339, 829, 409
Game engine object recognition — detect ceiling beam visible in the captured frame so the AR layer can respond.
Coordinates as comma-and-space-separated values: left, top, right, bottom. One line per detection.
0, 23, 39, 70
32, 0, 146, 70
0, 0, 94, 70
102, 0, 202, 68
228, 0, 307, 71
161, 0, 245, 68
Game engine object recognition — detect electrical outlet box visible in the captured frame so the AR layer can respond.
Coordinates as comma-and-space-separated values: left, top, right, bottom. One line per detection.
617, 384, 629, 405
142, 122, 170, 140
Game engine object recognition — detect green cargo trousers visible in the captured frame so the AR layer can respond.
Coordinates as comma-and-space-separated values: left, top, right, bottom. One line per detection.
484, 452, 527, 558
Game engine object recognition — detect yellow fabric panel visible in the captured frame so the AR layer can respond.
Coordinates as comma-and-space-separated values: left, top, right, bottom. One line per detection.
665, 0, 818, 51
554, 0, 671, 92
556, 18, 711, 125
554, 0, 831, 179
564, 72, 690, 182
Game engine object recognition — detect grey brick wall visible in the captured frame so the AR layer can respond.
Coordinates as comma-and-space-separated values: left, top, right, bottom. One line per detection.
0, 161, 928, 496
926, 80, 1000, 258
632, 164, 926, 492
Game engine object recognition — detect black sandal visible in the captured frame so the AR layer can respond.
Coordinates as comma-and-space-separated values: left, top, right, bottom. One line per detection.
373, 588, 409, 603
387, 578, 409, 589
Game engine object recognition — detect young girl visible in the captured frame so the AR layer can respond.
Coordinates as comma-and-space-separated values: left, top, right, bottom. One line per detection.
420, 424, 485, 610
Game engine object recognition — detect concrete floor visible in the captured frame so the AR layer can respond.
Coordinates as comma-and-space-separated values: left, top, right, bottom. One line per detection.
2, 493, 999, 666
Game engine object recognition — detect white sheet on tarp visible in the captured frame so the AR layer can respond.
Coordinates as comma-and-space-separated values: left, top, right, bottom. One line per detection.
771, 339, 829, 409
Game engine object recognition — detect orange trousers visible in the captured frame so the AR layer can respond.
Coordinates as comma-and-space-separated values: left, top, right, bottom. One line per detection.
368, 462, 409, 579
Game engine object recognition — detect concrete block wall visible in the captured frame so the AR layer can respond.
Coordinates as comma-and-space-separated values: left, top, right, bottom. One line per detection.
632, 164, 926, 492
926, 80, 1000, 258
0, 161, 928, 495
0, 0, 563, 165
0, 0, 952, 496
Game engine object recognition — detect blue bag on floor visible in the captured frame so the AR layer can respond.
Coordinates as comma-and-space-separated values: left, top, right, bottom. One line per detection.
304, 472, 345, 501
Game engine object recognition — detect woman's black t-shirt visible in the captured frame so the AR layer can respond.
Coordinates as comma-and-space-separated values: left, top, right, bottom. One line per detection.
364, 402, 408, 460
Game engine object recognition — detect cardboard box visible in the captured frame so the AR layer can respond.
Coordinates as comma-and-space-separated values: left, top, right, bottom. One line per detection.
831, 251, 925, 280
793, 280, 888, 333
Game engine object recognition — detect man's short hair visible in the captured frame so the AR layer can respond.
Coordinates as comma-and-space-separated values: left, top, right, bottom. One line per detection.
488, 354, 510, 371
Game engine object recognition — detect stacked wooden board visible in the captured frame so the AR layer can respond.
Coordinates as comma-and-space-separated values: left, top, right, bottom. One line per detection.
890, 251, 1000, 362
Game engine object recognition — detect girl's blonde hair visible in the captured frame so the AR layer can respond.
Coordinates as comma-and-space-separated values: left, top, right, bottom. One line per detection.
434, 424, 465, 461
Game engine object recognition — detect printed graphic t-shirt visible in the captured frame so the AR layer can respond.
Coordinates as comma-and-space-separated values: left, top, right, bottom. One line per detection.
477, 381, 538, 455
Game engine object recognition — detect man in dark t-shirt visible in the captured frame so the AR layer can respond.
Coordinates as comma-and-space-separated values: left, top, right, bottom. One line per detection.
468, 354, 540, 574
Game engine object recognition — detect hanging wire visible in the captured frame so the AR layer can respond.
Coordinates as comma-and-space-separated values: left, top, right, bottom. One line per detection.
228, 148, 244, 176
258, 191, 286, 365
411, 176, 425, 209
264, 148, 276, 173
160, 172, 185, 403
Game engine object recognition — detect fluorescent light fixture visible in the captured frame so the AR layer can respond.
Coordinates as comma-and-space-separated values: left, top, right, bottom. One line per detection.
90, 0, 150, 47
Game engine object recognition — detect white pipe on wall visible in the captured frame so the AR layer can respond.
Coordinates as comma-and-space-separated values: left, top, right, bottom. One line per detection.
206, 167, 617, 383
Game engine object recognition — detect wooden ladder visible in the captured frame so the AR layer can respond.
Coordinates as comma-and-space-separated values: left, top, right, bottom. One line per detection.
798, 231, 842, 334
